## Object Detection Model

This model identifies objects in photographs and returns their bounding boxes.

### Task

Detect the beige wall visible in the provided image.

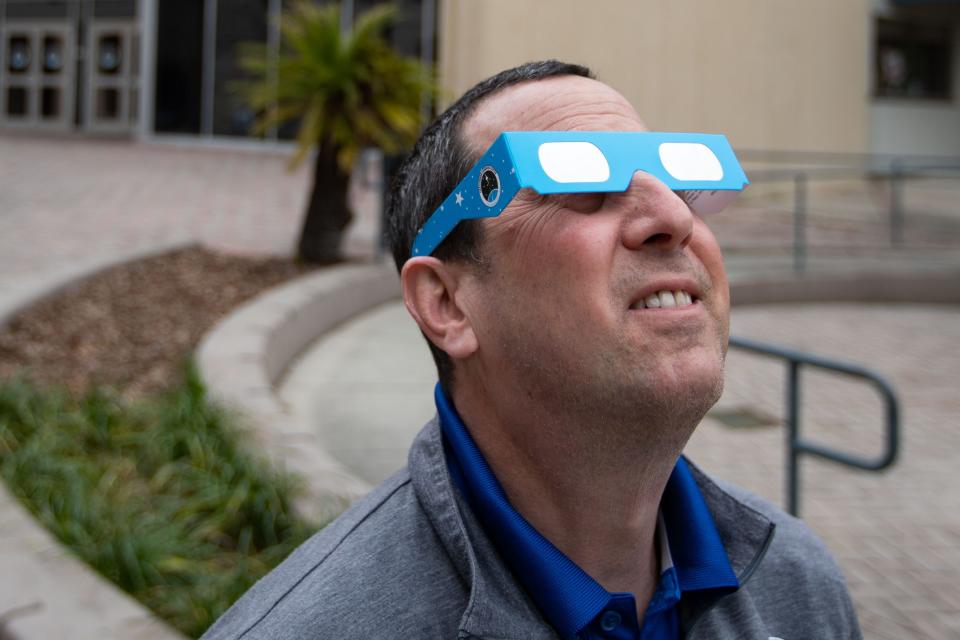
[439,0,869,153]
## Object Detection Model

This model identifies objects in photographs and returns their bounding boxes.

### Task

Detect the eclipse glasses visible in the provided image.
[411,131,749,257]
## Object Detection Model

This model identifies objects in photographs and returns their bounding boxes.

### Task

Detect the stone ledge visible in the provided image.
[196,261,400,524]
[0,243,189,640]
[0,483,182,640]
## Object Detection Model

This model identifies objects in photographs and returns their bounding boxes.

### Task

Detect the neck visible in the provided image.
[452,377,697,611]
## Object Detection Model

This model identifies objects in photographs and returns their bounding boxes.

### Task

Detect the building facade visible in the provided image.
[0,0,435,141]
[0,0,141,134]
[1,0,957,157]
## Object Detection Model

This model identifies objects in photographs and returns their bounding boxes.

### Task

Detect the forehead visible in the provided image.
[461,75,648,155]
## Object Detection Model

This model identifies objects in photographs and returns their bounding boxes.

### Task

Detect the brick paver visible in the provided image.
[689,303,960,640]
[0,135,311,273]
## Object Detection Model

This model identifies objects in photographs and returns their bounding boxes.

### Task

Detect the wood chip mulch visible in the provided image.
[0,246,316,398]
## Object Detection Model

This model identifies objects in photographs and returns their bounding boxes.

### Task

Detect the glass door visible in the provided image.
[83,20,138,133]
[0,22,76,130]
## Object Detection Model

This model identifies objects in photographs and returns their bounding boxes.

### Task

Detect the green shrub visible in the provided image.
[0,365,316,638]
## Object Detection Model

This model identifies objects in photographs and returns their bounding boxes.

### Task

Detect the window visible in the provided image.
[875,18,953,100]
[212,0,268,137]
[155,0,204,133]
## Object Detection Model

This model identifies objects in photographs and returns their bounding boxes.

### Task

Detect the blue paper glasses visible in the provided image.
[411,131,749,257]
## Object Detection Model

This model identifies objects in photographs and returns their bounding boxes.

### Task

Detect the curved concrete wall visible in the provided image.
[196,262,400,524]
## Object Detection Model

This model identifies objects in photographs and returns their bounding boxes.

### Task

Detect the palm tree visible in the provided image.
[237,1,434,263]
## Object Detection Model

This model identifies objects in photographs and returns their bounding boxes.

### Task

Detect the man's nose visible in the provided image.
[619,171,694,252]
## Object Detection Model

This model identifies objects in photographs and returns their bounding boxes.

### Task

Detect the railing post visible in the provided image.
[786,360,801,516]
[890,159,905,247]
[730,335,901,517]
[793,173,807,274]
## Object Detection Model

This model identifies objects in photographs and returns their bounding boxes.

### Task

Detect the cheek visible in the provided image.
[692,223,726,280]
[545,221,620,302]
[690,223,730,318]
[549,214,620,272]
[497,218,608,277]
[486,210,623,324]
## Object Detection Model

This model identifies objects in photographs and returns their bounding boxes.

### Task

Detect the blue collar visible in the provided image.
[435,384,738,638]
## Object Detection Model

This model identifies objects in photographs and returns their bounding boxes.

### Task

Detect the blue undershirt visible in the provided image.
[435,384,739,639]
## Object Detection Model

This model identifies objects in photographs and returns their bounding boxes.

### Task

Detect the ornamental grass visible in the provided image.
[0,364,316,638]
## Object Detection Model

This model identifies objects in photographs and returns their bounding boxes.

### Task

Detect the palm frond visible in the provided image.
[234,0,436,171]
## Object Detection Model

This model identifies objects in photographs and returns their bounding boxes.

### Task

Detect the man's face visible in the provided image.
[457,76,730,433]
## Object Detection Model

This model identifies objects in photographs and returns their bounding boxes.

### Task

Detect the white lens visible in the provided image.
[659,143,724,181]
[538,142,610,183]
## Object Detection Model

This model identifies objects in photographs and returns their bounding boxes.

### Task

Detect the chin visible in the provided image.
[644,353,725,421]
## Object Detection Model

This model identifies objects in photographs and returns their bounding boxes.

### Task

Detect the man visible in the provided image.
[203,61,861,639]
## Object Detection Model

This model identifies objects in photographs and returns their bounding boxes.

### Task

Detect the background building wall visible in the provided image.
[438,0,869,153]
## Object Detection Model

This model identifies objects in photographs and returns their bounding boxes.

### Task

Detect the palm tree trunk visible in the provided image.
[297,145,352,263]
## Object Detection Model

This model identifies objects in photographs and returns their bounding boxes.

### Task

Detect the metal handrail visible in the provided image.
[740,162,960,272]
[738,147,960,168]
[728,335,900,517]
[746,164,960,182]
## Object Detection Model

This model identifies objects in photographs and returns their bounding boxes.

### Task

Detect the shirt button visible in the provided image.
[600,610,621,632]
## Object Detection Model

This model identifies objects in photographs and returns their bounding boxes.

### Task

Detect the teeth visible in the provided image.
[633,290,696,309]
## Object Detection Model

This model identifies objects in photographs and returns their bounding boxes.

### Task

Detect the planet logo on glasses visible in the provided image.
[479,166,501,207]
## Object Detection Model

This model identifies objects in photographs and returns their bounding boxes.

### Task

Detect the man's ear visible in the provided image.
[401,257,479,359]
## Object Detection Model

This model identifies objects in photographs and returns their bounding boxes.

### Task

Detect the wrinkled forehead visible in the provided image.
[461,76,649,158]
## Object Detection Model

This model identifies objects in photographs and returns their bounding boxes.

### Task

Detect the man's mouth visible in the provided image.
[629,289,697,310]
